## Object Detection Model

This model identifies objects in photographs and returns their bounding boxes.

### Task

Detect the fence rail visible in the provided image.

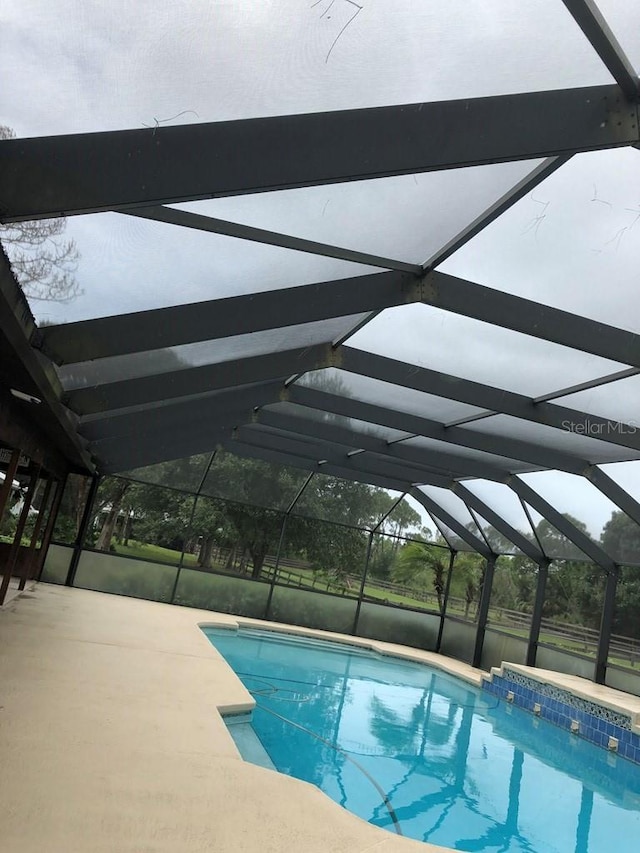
[193,547,640,666]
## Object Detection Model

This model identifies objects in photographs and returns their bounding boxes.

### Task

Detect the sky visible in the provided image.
[2,0,640,548]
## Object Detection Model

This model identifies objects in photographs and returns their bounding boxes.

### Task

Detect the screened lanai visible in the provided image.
[2,1,640,689]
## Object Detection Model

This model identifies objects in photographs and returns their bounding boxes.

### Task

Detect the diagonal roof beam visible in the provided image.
[271,393,640,540]
[39,265,640,368]
[453,483,545,563]
[338,346,640,453]
[421,157,571,270]
[254,408,517,480]
[65,344,332,416]
[124,206,420,274]
[586,467,640,528]
[508,475,616,571]
[225,440,414,495]
[2,85,636,223]
[420,271,640,368]
[38,271,419,364]
[235,424,453,488]
[247,416,538,556]
[79,381,282,442]
[561,1,640,100]
[313,157,572,347]
[93,424,236,473]
[284,386,595,472]
[409,488,492,557]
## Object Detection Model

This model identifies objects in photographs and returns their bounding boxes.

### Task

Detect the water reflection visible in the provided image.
[206,629,640,853]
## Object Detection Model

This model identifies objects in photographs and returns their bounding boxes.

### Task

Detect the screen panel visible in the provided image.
[350,302,625,397]
[441,149,640,332]
[299,368,487,422]
[2,0,612,137]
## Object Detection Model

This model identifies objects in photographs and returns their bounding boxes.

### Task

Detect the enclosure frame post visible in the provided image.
[352,531,375,635]
[65,474,100,587]
[472,555,497,669]
[170,452,217,604]
[0,464,40,604]
[19,474,53,590]
[436,550,457,653]
[527,559,550,667]
[36,474,66,581]
[0,447,21,524]
[264,472,315,620]
[595,567,618,684]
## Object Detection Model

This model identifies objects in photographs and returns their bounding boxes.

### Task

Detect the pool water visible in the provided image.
[204,627,640,852]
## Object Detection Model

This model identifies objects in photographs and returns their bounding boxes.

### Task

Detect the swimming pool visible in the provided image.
[203,627,640,852]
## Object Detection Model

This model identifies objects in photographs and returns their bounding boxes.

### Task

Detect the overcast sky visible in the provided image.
[2,1,640,547]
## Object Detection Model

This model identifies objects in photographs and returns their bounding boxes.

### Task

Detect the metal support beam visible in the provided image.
[264,471,315,618]
[227,439,413,493]
[562,1,640,100]
[472,556,497,668]
[409,488,492,557]
[453,483,546,563]
[235,424,452,488]
[40,263,640,371]
[68,346,332,416]
[169,452,216,604]
[65,475,100,587]
[422,157,571,269]
[94,424,236,474]
[436,550,457,653]
[81,381,283,442]
[36,475,66,582]
[0,464,40,604]
[125,206,420,274]
[20,475,52,590]
[2,85,636,222]
[527,561,550,666]
[338,346,640,454]
[352,532,375,635]
[586,466,640,528]
[39,271,419,364]
[508,476,617,571]
[421,270,640,368]
[595,568,619,684]
[285,386,589,473]
[255,409,509,480]
[0,447,20,524]
[293,158,572,349]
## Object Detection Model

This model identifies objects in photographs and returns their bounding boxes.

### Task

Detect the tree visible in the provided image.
[392,540,449,611]
[0,125,81,303]
[601,511,640,637]
[601,510,640,565]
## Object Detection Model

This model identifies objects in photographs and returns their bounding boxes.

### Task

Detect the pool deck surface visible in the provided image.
[0,584,464,853]
[6,585,640,852]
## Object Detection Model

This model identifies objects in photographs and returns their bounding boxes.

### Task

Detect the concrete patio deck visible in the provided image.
[0,584,456,853]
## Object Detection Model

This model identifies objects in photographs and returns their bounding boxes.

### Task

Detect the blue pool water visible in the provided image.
[204,627,640,852]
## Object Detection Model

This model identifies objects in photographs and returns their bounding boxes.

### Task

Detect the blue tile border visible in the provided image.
[483,667,640,764]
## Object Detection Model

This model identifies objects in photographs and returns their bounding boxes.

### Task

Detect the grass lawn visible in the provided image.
[113,540,198,566]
